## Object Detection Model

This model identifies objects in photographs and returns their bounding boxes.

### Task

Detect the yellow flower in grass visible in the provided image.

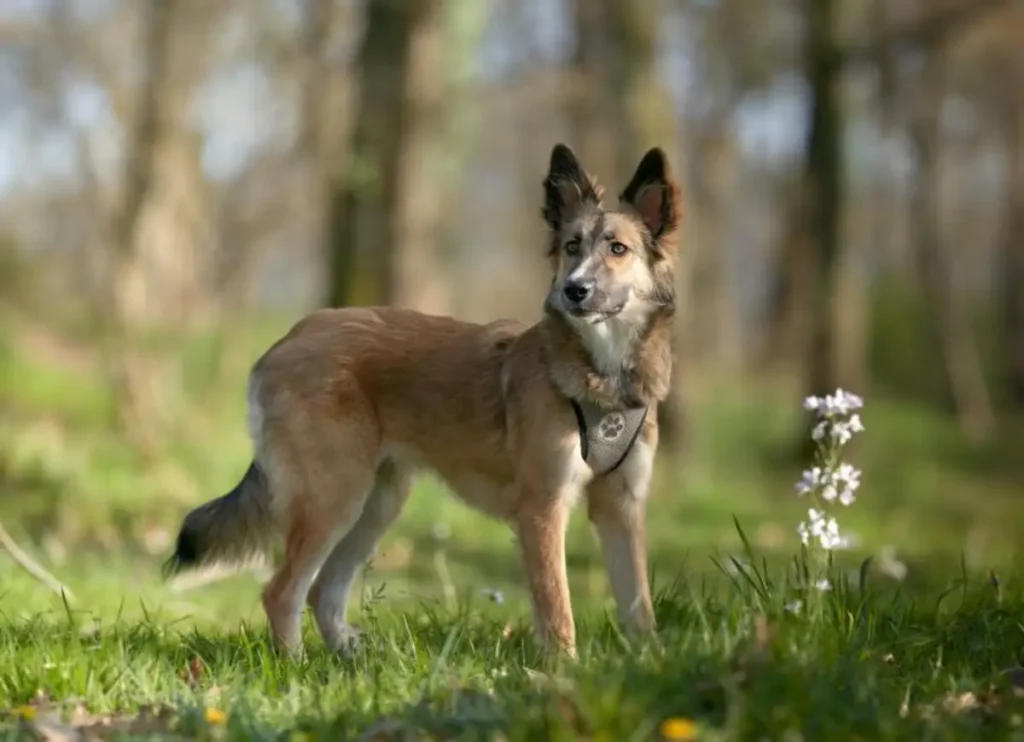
[204,707,228,725]
[660,717,699,741]
[13,706,37,721]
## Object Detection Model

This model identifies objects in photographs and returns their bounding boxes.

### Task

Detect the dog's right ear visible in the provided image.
[542,144,603,231]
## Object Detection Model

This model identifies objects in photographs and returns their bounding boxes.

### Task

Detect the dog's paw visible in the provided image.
[326,623,363,657]
[269,633,305,661]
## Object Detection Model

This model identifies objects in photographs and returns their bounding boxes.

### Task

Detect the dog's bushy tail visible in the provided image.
[163,462,274,577]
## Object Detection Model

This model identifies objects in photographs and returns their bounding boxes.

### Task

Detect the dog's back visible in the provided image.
[256,307,524,446]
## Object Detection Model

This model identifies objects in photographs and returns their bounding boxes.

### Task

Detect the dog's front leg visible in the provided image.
[586,438,657,636]
[515,496,575,654]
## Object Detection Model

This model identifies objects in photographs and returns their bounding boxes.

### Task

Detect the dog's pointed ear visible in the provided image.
[620,147,682,246]
[542,143,603,231]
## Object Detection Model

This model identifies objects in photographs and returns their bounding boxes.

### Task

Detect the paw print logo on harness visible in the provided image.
[597,412,627,442]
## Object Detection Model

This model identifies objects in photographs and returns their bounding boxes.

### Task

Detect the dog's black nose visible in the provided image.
[563,279,595,304]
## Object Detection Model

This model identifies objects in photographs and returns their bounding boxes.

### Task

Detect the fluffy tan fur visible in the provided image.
[166,144,683,656]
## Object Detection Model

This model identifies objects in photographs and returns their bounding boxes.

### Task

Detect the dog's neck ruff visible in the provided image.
[570,398,647,476]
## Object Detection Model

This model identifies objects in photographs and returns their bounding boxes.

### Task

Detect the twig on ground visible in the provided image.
[0,521,76,602]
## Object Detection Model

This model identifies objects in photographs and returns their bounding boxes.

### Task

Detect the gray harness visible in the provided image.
[570,400,648,476]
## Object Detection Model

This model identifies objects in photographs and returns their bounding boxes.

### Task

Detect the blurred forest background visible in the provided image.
[1,0,1024,619]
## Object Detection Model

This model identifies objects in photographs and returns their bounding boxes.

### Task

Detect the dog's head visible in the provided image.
[542,144,681,326]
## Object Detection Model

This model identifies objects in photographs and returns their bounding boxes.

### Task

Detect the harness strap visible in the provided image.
[570,399,648,476]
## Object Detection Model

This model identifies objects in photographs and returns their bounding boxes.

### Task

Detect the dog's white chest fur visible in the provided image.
[573,317,636,374]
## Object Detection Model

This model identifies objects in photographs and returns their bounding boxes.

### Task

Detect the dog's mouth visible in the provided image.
[566,304,625,323]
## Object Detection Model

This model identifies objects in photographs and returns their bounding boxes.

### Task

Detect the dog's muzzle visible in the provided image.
[560,281,625,321]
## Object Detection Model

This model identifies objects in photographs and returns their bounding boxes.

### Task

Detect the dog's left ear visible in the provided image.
[619,148,682,247]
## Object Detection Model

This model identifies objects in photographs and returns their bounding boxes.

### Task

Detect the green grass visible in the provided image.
[3,314,1024,738]
[3,551,1024,740]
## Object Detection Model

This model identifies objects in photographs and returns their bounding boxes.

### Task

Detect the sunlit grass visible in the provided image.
[3,543,1024,739]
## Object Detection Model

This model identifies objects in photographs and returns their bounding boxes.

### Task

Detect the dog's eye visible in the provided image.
[565,239,581,255]
[609,242,629,256]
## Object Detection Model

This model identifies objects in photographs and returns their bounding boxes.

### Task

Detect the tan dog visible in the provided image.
[165,143,681,656]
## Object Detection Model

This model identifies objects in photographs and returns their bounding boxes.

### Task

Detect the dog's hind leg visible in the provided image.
[259,385,380,656]
[306,457,413,653]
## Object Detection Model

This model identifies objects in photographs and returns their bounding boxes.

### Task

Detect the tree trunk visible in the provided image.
[803,0,844,403]
[110,0,175,273]
[686,123,741,371]
[832,196,869,394]
[760,0,845,460]
[1001,94,1024,407]
[907,52,994,442]
[605,0,671,181]
[434,0,489,319]
[391,0,449,314]
[297,0,334,163]
[327,0,438,308]
[766,0,845,448]
[762,175,813,376]
[106,0,177,452]
[569,0,616,185]
[570,0,672,186]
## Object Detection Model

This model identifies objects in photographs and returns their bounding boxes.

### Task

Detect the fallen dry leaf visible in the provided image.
[916,683,1019,723]
[942,692,981,714]
[178,657,203,688]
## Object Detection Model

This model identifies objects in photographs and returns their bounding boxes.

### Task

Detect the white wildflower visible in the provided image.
[796,467,823,496]
[839,390,864,411]
[804,388,864,419]
[826,389,864,416]
[832,424,854,446]
[797,521,811,546]
[817,516,843,550]
[795,392,862,570]
[834,462,861,506]
[827,416,865,446]
[803,395,822,412]
[823,529,849,550]
[835,462,860,485]
[798,507,848,551]
[785,600,803,614]
[814,578,832,592]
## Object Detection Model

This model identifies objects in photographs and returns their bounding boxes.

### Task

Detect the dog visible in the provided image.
[165,143,681,656]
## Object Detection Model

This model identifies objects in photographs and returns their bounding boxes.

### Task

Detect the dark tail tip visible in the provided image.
[161,523,202,580]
